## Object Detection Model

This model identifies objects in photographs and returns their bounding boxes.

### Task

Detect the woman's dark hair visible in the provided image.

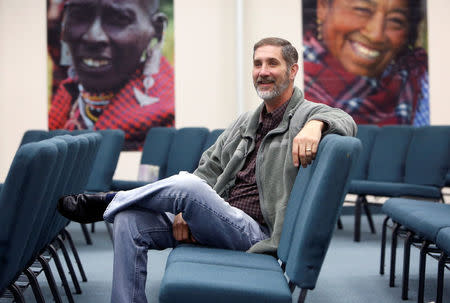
[302,0,425,47]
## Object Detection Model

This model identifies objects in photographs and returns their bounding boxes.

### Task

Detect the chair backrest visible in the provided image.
[279,135,361,289]
[20,129,119,192]
[352,125,379,180]
[19,137,68,269]
[404,126,450,187]
[0,140,58,290]
[367,126,413,182]
[85,130,124,192]
[202,129,225,153]
[37,135,81,252]
[19,130,50,146]
[141,127,177,179]
[164,127,209,178]
[45,133,102,245]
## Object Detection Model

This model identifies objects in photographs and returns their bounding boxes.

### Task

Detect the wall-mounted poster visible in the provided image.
[302,0,429,125]
[47,0,175,150]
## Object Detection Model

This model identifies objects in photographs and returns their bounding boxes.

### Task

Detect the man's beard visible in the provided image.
[254,72,290,101]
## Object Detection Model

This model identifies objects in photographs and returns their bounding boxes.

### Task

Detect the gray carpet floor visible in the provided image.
[21,212,449,303]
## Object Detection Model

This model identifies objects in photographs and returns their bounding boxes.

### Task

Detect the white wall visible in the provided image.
[0,0,449,182]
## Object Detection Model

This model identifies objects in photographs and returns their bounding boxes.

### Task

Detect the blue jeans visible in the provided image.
[104,172,269,303]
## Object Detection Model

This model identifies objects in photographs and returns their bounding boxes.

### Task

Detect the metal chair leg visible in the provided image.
[91,222,96,233]
[354,195,363,242]
[24,268,45,303]
[337,217,343,230]
[298,289,308,303]
[56,236,82,294]
[436,252,446,303]
[80,223,93,245]
[418,241,430,303]
[402,231,413,300]
[37,255,63,303]
[289,281,296,293]
[362,197,376,234]
[63,229,88,282]
[380,216,390,275]
[7,283,25,303]
[47,244,75,303]
[390,222,400,287]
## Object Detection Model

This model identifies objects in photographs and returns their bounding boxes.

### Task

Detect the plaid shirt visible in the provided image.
[48,56,175,150]
[303,31,429,125]
[227,101,289,226]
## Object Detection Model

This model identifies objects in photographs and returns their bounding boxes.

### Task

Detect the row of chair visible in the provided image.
[158,135,362,303]
[0,133,102,303]
[380,197,450,303]
[20,129,125,244]
[111,127,224,191]
[347,125,450,241]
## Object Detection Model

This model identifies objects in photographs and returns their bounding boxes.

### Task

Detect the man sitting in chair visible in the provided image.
[58,37,357,303]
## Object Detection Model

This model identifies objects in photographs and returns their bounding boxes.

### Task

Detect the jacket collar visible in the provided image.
[240,87,304,138]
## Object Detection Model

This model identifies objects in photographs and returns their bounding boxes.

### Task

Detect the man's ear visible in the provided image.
[152,12,168,41]
[290,63,299,80]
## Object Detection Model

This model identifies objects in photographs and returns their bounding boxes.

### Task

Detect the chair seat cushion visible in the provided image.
[383,198,450,241]
[159,262,291,303]
[110,179,151,191]
[348,180,441,198]
[166,245,282,272]
[436,227,450,255]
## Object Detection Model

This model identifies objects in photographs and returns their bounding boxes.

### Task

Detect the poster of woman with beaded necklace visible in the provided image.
[47,0,174,150]
[302,0,429,126]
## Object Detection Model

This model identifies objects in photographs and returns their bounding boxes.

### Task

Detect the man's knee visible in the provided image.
[167,173,209,195]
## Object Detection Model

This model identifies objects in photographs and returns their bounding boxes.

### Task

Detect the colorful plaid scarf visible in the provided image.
[303,31,428,125]
[49,56,175,150]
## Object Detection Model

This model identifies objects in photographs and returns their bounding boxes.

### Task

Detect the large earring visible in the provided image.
[316,18,323,41]
[134,26,167,106]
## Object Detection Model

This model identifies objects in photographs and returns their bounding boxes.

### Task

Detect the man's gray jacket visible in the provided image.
[193,87,357,254]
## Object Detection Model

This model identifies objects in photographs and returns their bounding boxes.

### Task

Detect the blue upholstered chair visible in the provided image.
[0,140,59,301]
[159,135,361,303]
[377,126,450,301]
[0,133,102,303]
[164,127,209,177]
[382,198,450,302]
[112,127,210,190]
[20,129,124,244]
[20,129,124,194]
[111,127,176,190]
[348,125,412,241]
[436,227,450,303]
[349,126,450,242]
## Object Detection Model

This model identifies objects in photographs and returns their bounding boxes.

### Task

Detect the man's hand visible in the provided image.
[172,213,197,243]
[292,120,325,168]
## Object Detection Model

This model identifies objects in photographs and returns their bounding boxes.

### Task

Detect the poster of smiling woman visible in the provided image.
[47,0,175,150]
[302,0,429,126]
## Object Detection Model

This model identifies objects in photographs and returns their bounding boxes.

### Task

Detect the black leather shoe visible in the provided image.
[57,193,110,223]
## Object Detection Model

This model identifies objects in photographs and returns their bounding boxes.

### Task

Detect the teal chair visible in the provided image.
[159,135,361,303]
[348,125,413,241]
[0,140,59,301]
[112,127,210,190]
[379,126,450,301]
